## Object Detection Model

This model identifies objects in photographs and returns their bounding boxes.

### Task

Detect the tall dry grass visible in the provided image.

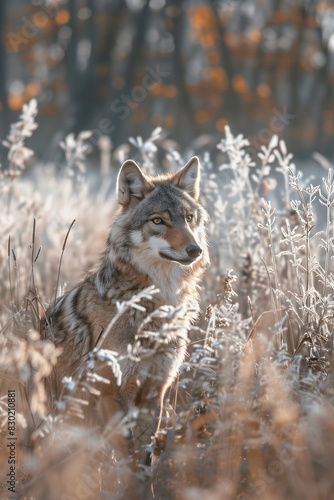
[1,101,334,500]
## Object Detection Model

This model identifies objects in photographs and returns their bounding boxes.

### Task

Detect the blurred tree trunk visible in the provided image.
[0,0,9,137]
[64,0,78,129]
[211,0,240,120]
[74,0,96,130]
[172,7,198,141]
[115,3,150,140]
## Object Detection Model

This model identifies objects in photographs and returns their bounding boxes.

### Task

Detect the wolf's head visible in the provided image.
[114,157,209,269]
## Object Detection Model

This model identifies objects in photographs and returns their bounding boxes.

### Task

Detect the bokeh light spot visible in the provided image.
[55,10,70,25]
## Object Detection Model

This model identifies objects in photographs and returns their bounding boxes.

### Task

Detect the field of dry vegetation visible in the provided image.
[1,100,334,500]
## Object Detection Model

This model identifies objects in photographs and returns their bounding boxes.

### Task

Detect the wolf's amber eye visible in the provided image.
[152,218,163,225]
[186,215,193,222]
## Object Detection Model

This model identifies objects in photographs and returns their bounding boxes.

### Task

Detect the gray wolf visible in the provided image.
[44,156,209,463]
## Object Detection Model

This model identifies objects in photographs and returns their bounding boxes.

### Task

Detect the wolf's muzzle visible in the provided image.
[186,243,202,259]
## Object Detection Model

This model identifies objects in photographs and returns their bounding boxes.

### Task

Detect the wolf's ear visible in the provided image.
[117,160,151,206]
[173,156,200,200]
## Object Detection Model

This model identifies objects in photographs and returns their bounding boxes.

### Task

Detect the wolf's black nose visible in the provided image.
[186,243,202,258]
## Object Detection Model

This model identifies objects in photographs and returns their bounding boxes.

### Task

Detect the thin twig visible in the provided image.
[54,219,76,310]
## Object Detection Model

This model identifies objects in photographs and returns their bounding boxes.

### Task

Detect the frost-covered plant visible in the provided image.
[2,98,38,179]
[214,125,334,371]
[59,130,93,177]
[0,328,61,435]
[128,127,164,174]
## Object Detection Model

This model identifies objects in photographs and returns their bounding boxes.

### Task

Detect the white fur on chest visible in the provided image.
[132,251,186,305]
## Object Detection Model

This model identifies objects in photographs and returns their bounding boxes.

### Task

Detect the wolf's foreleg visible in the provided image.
[131,379,168,465]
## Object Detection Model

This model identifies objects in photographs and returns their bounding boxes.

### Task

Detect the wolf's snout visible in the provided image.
[186,243,202,259]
